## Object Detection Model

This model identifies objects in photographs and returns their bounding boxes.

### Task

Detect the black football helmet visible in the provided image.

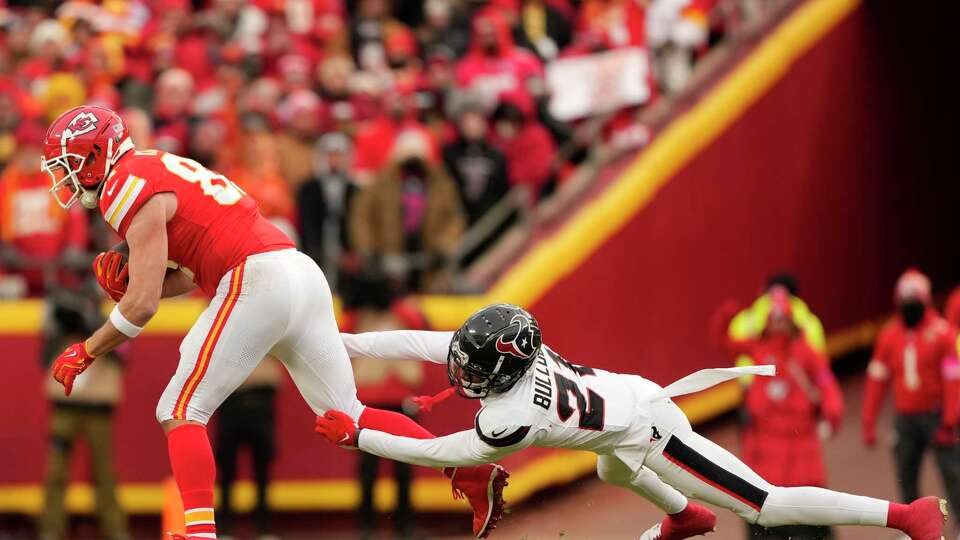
[447,304,542,398]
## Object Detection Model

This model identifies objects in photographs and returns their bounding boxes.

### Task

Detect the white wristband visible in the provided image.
[110,305,144,338]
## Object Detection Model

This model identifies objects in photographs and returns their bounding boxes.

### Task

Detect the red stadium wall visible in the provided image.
[529,3,958,385]
[1,0,955,512]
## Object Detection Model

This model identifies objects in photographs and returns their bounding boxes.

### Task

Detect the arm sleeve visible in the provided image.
[102,174,153,235]
[340,331,454,364]
[358,405,538,468]
[358,428,521,468]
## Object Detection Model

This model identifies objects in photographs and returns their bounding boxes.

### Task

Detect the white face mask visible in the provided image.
[42,151,95,209]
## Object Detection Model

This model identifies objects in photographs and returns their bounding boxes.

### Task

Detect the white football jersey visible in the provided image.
[474,345,662,454]
[341,330,666,468]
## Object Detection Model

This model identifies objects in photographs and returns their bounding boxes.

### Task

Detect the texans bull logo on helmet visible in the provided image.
[494,313,538,359]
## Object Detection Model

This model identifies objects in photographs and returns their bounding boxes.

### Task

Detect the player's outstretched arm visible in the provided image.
[358,427,523,468]
[317,406,537,468]
[341,330,454,364]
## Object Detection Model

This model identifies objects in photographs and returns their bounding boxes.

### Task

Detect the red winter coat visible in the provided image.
[863,309,960,430]
[712,305,844,487]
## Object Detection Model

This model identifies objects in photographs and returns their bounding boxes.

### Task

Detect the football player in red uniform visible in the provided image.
[41,106,508,539]
[863,269,960,530]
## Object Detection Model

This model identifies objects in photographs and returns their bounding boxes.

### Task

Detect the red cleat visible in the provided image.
[639,502,717,540]
[894,497,949,540]
[166,534,211,540]
[450,464,510,538]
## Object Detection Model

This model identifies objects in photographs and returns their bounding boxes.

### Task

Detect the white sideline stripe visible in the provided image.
[186,520,216,525]
[188,534,216,539]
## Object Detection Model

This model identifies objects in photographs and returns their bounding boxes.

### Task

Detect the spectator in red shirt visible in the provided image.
[455,8,544,113]
[490,96,558,204]
[862,269,960,523]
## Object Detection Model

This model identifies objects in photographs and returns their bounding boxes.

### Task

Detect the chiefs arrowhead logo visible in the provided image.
[62,112,99,140]
[494,313,537,359]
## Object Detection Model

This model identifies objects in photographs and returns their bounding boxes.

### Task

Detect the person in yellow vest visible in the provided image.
[728,274,826,375]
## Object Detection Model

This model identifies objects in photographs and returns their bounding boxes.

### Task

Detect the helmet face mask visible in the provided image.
[42,151,93,209]
[446,304,542,399]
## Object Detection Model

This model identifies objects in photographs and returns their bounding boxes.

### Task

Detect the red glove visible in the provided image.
[862,423,877,447]
[93,251,128,302]
[934,424,958,448]
[315,410,360,448]
[51,342,96,396]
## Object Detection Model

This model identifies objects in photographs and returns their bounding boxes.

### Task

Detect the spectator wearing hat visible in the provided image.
[297,133,358,291]
[349,131,465,292]
[863,269,960,530]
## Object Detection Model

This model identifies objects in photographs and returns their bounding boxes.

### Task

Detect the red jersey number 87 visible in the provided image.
[152,151,247,206]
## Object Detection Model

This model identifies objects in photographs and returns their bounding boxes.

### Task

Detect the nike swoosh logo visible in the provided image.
[64,351,77,358]
[491,427,509,437]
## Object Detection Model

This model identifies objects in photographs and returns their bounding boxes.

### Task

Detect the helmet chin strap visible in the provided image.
[80,189,99,209]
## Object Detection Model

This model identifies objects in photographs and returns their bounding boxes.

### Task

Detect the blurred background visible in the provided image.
[0,0,957,538]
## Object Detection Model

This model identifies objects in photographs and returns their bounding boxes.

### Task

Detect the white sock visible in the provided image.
[758,486,889,527]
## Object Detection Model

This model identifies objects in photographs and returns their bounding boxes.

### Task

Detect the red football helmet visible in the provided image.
[41,105,134,209]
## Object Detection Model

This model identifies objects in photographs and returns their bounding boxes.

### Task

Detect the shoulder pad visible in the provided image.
[474,405,533,448]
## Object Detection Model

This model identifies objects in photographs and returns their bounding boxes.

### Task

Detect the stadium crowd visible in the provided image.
[0,0,735,298]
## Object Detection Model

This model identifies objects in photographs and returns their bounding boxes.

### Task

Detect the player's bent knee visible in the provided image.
[596,455,632,487]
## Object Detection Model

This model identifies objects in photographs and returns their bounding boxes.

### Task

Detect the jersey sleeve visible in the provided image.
[101,171,154,235]
[473,404,540,450]
[357,404,539,468]
[340,331,453,364]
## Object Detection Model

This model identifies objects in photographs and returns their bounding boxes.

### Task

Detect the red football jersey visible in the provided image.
[865,310,957,417]
[99,150,294,297]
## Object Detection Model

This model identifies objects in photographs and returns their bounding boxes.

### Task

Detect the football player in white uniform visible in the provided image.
[318,305,949,540]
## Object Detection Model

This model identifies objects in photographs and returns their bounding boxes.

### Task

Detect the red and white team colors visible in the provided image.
[101,150,366,425]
